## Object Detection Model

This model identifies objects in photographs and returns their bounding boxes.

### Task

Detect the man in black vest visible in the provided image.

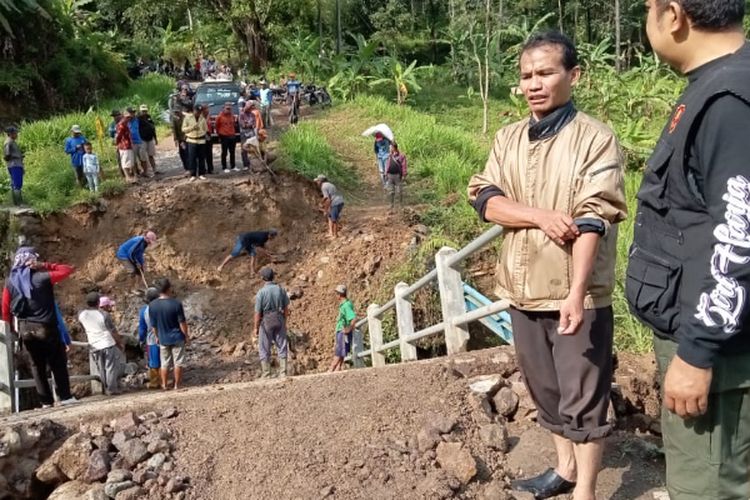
[628,1,750,498]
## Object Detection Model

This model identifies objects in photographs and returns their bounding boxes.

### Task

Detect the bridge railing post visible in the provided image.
[367,304,386,367]
[351,326,365,368]
[435,247,469,354]
[0,322,14,415]
[395,282,417,362]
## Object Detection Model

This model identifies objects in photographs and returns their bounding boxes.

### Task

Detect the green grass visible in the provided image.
[4,74,173,213]
[278,123,359,189]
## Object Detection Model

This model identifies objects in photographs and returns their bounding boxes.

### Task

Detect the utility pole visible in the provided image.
[318,0,323,43]
[336,0,343,54]
[614,0,622,72]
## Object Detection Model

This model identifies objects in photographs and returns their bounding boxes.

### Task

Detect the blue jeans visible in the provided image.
[230,237,257,258]
[7,165,23,190]
[329,203,344,222]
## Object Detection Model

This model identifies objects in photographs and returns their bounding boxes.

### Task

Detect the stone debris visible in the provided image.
[435,442,477,484]
[20,411,190,499]
[468,375,505,397]
[492,387,520,419]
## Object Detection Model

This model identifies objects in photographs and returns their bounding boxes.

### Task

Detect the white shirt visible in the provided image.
[82,153,99,174]
[78,309,116,351]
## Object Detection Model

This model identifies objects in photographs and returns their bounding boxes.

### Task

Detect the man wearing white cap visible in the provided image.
[78,292,124,395]
[328,284,356,372]
[314,175,345,238]
[64,125,88,187]
[116,231,158,290]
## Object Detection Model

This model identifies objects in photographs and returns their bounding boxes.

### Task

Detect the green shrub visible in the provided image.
[2,74,172,213]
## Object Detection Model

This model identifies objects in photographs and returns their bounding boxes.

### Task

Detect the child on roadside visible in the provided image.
[82,142,103,192]
[78,292,124,396]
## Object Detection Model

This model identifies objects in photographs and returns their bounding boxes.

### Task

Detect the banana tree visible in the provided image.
[370,59,424,105]
[0,0,48,35]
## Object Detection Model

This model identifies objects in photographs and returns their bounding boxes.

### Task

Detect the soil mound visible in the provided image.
[29,169,414,387]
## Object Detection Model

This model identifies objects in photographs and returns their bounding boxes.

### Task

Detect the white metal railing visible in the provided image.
[0,322,101,414]
[349,225,507,367]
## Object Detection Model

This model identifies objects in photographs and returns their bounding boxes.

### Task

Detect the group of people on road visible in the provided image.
[170,80,276,181]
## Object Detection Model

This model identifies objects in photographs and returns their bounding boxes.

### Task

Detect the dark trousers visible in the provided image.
[220,136,237,169]
[21,323,72,405]
[178,142,189,170]
[187,142,205,177]
[509,306,614,443]
[202,142,214,173]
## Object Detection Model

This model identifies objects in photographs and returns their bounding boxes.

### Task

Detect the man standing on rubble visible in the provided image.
[468,31,627,500]
[254,267,290,379]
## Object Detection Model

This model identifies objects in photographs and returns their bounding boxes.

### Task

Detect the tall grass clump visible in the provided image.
[2,74,172,212]
[612,172,652,353]
[278,123,359,189]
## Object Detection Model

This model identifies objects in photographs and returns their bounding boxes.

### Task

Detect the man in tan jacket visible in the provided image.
[468,32,627,500]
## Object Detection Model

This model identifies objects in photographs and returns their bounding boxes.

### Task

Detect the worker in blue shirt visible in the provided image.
[64,125,88,188]
[116,231,158,290]
[137,287,161,388]
[54,302,72,351]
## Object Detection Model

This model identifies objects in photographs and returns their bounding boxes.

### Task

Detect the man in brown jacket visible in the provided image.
[468,32,627,500]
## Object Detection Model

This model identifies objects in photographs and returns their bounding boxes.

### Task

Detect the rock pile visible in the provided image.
[0,419,68,498]
[35,408,189,500]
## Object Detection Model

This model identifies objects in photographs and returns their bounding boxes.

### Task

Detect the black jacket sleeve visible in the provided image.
[471,186,506,222]
[678,94,750,368]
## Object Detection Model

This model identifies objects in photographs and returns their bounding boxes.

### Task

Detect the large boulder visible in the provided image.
[83,449,111,483]
[435,442,477,484]
[38,432,93,482]
[110,413,140,433]
[468,375,505,397]
[479,423,510,452]
[104,481,136,498]
[493,387,520,419]
[118,439,149,467]
[48,480,90,500]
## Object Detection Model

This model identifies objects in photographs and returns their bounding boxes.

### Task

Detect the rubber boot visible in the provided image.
[11,190,20,206]
[260,361,271,379]
[278,358,288,379]
[147,368,160,389]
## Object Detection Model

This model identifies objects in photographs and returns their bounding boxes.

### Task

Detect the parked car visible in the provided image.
[193,81,242,142]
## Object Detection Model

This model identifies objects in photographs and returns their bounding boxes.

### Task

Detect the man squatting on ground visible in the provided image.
[468,31,627,500]
[116,231,157,290]
[254,267,290,379]
[628,0,750,498]
[217,229,278,274]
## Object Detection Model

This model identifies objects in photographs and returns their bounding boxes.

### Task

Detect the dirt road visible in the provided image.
[4,348,665,499]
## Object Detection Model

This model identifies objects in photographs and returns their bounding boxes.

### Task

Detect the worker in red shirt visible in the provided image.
[2,247,78,408]
[215,102,238,172]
